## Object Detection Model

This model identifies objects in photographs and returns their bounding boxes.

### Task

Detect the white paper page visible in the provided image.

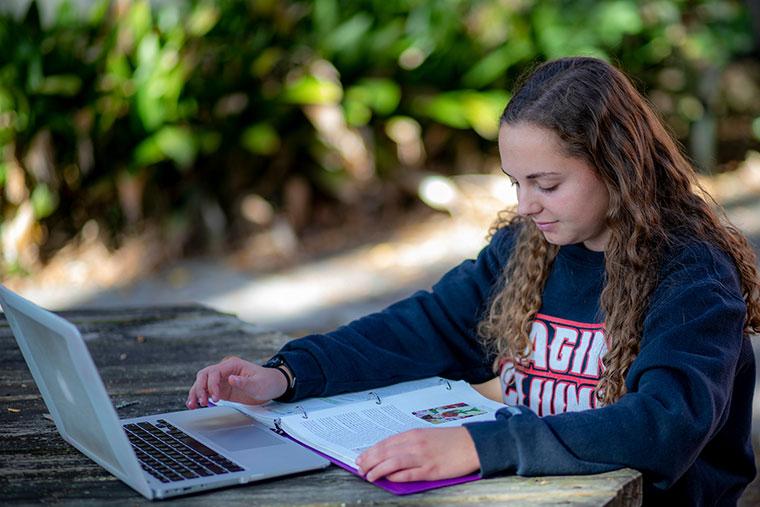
[280,380,506,467]
[216,376,445,428]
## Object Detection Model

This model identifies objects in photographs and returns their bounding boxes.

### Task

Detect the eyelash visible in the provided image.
[509,179,558,193]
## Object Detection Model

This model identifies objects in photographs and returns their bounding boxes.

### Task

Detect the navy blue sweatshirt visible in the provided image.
[277,225,756,504]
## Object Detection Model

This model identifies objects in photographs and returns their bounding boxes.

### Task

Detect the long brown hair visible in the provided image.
[477,57,760,405]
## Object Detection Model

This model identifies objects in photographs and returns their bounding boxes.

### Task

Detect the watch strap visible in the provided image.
[263,356,296,400]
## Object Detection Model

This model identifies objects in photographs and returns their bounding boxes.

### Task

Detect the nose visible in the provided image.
[516,188,541,216]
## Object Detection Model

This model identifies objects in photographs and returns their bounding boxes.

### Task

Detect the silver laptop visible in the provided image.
[0,285,329,500]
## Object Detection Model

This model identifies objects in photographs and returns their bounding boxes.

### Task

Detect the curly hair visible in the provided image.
[477,57,760,405]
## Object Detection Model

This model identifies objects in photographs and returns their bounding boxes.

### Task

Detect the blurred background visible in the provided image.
[1,0,760,501]
[1,0,759,284]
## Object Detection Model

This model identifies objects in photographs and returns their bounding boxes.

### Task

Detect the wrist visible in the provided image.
[263,355,297,401]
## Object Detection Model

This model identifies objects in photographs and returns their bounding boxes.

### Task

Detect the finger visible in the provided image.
[187,369,207,408]
[364,454,417,482]
[385,467,426,482]
[194,368,210,407]
[208,369,222,402]
[186,386,198,409]
[356,433,405,471]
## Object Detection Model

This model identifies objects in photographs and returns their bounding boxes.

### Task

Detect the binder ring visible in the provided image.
[295,405,308,419]
[368,392,382,405]
[439,379,452,390]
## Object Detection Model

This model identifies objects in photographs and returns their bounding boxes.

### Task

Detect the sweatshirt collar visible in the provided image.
[558,243,605,269]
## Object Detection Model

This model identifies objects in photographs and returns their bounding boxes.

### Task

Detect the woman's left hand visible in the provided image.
[355,427,480,482]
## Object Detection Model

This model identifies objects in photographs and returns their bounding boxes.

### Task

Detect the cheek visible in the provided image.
[560,185,608,226]
[556,187,588,217]
[584,186,610,227]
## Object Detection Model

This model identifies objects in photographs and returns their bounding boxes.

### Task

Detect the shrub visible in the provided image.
[0,0,757,271]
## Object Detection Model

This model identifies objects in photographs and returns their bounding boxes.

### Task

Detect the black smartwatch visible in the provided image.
[263,355,296,400]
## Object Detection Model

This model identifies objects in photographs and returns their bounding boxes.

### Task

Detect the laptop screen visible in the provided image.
[0,286,147,493]
[13,310,127,472]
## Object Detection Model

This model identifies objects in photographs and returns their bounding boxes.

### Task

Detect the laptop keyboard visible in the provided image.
[124,419,244,483]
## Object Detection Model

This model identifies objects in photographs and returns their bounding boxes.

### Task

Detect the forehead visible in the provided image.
[498,123,589,177]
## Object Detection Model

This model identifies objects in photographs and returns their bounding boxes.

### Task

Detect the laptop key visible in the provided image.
[141,464,171,483]
[124,421,243,481]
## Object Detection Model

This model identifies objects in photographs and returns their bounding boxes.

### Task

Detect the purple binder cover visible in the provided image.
[284,434,481,495]
[207,400,481,494]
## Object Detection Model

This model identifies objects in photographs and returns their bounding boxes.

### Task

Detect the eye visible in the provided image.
[538,184,558,193]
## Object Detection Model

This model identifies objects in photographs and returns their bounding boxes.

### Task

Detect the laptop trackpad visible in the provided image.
[175,409,284,451]
[202,425,283,452]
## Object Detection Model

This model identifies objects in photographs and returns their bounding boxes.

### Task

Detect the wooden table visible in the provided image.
[1,305,642,505]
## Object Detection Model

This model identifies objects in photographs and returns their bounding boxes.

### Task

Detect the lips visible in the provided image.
[534,221,558,231]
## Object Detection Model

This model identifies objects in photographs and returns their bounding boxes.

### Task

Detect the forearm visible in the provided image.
[277,227,516,399]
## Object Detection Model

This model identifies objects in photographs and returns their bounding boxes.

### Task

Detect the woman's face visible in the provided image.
[498,123,611,251]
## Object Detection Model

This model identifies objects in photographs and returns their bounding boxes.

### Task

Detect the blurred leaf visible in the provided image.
[344,100,372,126]
[283,75,342,105]
[415,90,508,139]
[462,39,534,88]
[415,93,469,130]
[35,75,82,96]
[156,4,182,34]
[462,90,510,139]
[367,18,405,58]
[344,78,401,125]
[155,126,196,169]
[241,123,281,155]
[133,135,164,167]
[251,47,283,77]
[313,0,339,36]
[87,0,111,25]
[198,131,222,154]
[323,12,373,57]
[678,95,704,121]
[136,32,160,69]
[134,126,197,169]
[103,53,132,85]
[0,87,15,144]
[126,0,153,46]
[26,54,44,92]
[31,184,59,219]
[595,1,642,46]
[187,2,220,37]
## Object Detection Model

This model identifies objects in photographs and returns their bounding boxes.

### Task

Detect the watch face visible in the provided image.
[265,356,284,368]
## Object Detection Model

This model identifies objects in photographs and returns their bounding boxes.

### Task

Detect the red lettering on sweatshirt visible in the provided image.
[500,313,606,415]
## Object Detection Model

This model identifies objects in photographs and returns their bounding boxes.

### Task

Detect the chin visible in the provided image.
[540,232,572,246]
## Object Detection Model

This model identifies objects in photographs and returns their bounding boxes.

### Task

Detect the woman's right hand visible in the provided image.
[186,355,288,409]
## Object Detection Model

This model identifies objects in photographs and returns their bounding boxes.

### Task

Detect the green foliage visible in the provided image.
[0,0,757,268]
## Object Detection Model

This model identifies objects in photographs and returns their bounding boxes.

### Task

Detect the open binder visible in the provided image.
[215,377,508,494]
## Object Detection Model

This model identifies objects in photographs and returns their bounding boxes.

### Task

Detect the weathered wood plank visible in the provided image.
[0,306,642,506]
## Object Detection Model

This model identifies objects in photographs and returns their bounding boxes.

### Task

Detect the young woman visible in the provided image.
[187,57,760,503]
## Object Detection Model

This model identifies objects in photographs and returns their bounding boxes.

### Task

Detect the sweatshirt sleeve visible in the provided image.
[464,242,748,489]
[276,226,517,400]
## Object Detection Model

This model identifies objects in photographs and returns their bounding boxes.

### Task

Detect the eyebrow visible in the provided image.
[502,170,561,180]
